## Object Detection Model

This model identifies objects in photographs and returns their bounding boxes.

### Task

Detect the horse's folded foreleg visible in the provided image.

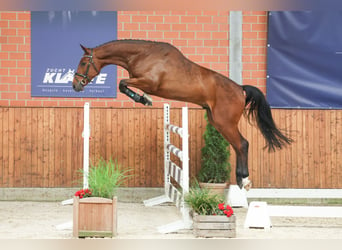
[119,80,152,106]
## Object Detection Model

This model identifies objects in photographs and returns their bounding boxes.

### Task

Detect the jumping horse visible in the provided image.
[72,39,292,190]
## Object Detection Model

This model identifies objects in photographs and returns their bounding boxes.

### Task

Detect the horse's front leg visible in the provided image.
[119,79,152,106]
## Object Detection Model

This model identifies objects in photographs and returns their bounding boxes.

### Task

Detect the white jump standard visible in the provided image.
[144,104,191,233]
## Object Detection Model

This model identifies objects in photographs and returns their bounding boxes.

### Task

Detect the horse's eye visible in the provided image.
[81,62,87,67]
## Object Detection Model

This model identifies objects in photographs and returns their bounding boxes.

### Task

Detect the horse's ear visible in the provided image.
[80,44,90,54]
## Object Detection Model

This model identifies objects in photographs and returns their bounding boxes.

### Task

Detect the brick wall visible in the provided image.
[0,11,267,108]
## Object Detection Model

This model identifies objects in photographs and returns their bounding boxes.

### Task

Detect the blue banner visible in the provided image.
[31,11,117,98]
[266,11,342,109]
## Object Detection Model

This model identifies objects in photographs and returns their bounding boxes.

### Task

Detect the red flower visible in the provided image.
[218,203,225,210]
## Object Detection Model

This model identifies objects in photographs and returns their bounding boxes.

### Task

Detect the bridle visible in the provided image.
[74,49,99,87]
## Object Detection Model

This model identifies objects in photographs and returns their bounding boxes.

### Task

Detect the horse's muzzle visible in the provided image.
[73,82,84,92]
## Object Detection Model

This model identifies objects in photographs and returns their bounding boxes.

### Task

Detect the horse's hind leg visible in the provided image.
[206,108,252,190]
[119,79,152,106]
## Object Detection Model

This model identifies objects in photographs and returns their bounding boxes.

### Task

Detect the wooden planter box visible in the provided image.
[73,196,117,238]
[193,213,236,238]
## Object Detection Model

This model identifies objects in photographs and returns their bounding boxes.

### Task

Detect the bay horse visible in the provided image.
[72,39,292,190]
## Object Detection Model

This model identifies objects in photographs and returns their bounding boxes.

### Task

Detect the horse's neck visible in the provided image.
[94,41,138,70]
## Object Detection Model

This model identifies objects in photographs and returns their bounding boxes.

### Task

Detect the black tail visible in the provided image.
[242,85,293,152]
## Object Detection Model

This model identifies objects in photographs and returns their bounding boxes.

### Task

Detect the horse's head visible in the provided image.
[72,44,100,92]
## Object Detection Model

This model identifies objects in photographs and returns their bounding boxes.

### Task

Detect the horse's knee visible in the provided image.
[119,80,127,92]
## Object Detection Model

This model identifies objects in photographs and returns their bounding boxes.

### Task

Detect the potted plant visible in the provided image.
[197,114,231,194]
[184,185,236,238]
[73,157,132,238]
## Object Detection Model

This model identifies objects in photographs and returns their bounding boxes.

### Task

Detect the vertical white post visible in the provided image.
[181,107,189,194]
[181,106,191,227]
[164,104,170,195]
[83,102,90,189]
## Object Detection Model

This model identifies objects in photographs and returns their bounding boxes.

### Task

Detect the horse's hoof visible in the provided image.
[143,94,152,106]
[242,177,252,191]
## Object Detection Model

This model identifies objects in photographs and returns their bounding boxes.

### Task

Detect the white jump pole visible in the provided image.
[83,102,90,189]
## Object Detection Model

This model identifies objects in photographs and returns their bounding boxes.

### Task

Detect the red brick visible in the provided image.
[9,84,25,91]
[148,16,163,23]
[0,84,9,91]
[0,52,9,60]
[9,52,25,60]
[131,31,147,38]
[188,39,203,46]
[118,31,131,38]
[0,68,8,75]
[18,44,30,52]
[204,24,219,32]
[118,14,131,23]
[58,100,75,107]
[180,32,195,39]
[1,12,17,19]
[219,23,229,32]
[197,16,212,24]
[8,36,24,44]
[244,47,258,55]
[197,47,211,54]
[172,39,187,46]
[180,47,195,54]
[196,32,211,39]
[164,16,180,23]
[172,24,186,31]
[1,60,16,68]
[2,44,17,51]
[26,100,42,107]
[0,20,8,27]
[42,101,59,107]
[2,28,17,36]
[212,32,228,40]
[187,23,203,31]
[148,31,163,39]
[9,20,25,28]
[244,31,258,39]
[219,40,229,47]
[10,68,25,76]
[252,23,266,32]
[252,71,266,78]
[156,23,171,31]
[213,47,228,55]
[17,76,30,83]
[0,100,9,106]
[244,63,258,70]
[10,100,26,106]
[18,28,30,36]
[186,53,201,62]
[203,11,218,16]
[204,55,219,62]
[18,12,30,21]
[242,23,252,31]
[124,22,139,30]
[132,15,147,23]
[243,15,258,23]
[17,92,31,99]
[213,15,228,24]
[186,11,203,16]
[140,23,156,31]
[181,16,196,23]
[154,11,171,15]
[164,32,179,39]
[1,92,16,99]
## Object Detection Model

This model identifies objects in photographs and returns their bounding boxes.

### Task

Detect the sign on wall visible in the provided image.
[266,11,342,109]
[31,11,117,98]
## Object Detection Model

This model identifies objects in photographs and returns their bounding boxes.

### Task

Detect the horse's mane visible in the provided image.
[94,39,166,49]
